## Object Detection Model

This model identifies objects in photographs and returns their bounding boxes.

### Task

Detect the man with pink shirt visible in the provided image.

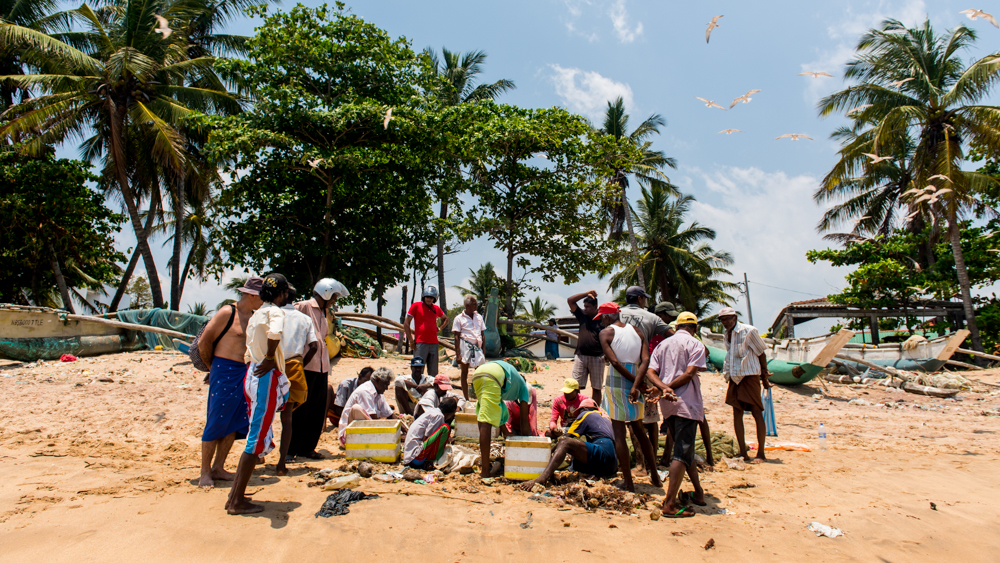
[645,312,708,518]
[547,379,586,437]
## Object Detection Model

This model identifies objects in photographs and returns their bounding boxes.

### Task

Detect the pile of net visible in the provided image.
[339,326,382,359]
[695,430,741,461]
[907,372,971,390]
[116,309,208,350]
[502,356,537,373]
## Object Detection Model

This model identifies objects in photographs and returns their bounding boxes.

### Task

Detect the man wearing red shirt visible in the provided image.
[547,379,586,437]
[404,286,449,376]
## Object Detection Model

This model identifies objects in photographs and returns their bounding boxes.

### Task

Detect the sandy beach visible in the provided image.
[2,350,1000,562]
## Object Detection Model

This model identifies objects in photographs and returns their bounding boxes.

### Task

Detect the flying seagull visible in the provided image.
[799,71,833,78]
[307,158,323,168]
[729,89,761,108]
[928,174,952,183]
[863,153,894,164]
[696,97,726,110]
[706,15,723,43]
[153,15,171,38]
[774,133,813,141]
[959,9,998,27]
[383,107,393,129]
[718,129,743,135]
[891,77,915,89]
[908,286,929,293]
[847,104,873,115]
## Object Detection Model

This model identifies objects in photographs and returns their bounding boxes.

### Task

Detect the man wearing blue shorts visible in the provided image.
[517,398,617,490]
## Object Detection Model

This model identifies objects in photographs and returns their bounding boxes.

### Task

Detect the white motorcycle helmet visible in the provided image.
[314,278,350,301]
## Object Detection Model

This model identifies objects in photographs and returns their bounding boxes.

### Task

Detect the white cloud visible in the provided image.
[549,64,633,121]
[684,166,849,335]
[608,0,643,43]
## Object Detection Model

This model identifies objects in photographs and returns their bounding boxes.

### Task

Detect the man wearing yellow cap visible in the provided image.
[547,378,586,437]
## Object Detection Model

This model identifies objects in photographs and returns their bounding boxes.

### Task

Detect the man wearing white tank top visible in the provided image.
[596,302,663,492]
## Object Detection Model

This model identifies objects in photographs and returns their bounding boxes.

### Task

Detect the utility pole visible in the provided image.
[742,273,754,327]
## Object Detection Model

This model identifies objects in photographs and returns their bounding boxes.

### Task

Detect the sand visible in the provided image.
[2,349,1000,561]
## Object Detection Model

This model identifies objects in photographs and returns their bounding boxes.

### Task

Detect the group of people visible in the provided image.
[196,274,345,515]
[195,273,772,519]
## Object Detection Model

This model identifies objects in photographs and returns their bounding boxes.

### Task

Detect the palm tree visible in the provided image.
[424,47,514,314]
[148,192,222,305]
[594,96,678,288]
[452,262,499,310]
[0,0,68,112]
[187,301,209,316]
[0,0,242,310]
[818,19,1000,352]
[605,185,737,310]
[519,296,557,324]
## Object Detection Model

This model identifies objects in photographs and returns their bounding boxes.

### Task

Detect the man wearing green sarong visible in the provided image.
[472,360,531,477]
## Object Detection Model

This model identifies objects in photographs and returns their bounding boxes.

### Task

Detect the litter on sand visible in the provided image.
[749,442,811,452]
[315,490,380,517]
[807,522,844,538]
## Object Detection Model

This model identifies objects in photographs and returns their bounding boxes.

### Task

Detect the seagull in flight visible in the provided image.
[928,174,952,183]
[696,97,726,110]
[891,77,915,89]
[706,15,723,43]
[307,158,323,168]
[863,153,894,164]
[908,286,930,293]
[847,104,872,115]
[799,71,833,78]
[383,107,393,129]
[153,15,171,38]
[774,133,813,141]
[959,9,998,28]
[729,89,761,108]
[718,129,743,135]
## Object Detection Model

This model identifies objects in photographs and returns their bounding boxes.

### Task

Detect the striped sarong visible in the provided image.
[602,362,644,422]
[413,422,451,464]
[243,363,290,456]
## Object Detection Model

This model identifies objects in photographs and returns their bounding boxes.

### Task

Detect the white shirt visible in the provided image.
[280,304,318,359]
[402,407,446,464]
[723,322,767,385]
[452,310,486,345]
[338,381,394,438]
[244,303,285,368]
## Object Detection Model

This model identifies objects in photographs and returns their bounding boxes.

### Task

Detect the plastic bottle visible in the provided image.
[322,473,360,490]
[818,423,827,451]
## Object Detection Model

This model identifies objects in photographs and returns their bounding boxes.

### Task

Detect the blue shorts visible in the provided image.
[571,436,618,477]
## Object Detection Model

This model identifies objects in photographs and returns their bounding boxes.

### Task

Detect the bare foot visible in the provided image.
[211,469,235,481]
[227,498,265,515]
[750,455,766,464]
[198,474,214,489]
[614,480,635,492]
[275,465,288,477]
[651,473,663,488]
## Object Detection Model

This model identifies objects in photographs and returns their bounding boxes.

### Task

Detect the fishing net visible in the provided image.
[339,326,382,359]
[501,355,536,373]
[116,309,208,350]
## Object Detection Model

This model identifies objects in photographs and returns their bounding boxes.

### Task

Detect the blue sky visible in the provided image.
[106,0,999,335]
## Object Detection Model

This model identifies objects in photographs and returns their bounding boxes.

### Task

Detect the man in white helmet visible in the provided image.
[288,278,348,459]
[404,286,449,376]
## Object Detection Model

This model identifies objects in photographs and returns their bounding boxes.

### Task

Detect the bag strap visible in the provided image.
[211,304,236,348]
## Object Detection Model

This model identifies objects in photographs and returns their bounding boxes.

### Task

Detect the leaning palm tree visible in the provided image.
[424,47,514,314]
[0,0,69,112]
[818,18,1000,353]
[519,296,557,324]
[0,0,241,309]
[595,96,678,288]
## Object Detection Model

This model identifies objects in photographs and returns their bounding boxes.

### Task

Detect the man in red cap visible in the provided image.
[517,398,618,490]
[413,374,457,420]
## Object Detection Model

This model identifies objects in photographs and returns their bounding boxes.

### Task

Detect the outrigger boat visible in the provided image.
[0,304,196,362]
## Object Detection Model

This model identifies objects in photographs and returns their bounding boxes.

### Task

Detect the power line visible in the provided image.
[747,280,825,297]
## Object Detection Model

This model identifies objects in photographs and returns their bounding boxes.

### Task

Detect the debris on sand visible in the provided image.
[558,483,653,514]
[315,490,379,518]
[704,538,715,550]
[402,469,423,481]
[807,521,844,538]
[358,462,374,478]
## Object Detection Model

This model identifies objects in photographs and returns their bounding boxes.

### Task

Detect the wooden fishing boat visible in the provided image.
[703,329,855,386]
[0,304,142,361]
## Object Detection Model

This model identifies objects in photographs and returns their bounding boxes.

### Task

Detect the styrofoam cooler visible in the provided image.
[504,436,552,480]
[454,412,499,439]
[344,419,401,462]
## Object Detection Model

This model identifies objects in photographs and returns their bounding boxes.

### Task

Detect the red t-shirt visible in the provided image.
[408,301,445,344]
[549,393,586,428]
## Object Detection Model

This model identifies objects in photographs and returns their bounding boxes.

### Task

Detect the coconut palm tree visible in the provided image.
[453,262,500,311]
[594,96,678,288]
[605,185,737,310]
[0,0,242,310]
[519,296,557,324]
[818,18,1000,352]
[424,47,514,314]
[0,0,69,112]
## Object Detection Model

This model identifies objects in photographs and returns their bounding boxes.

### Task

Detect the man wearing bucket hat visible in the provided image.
[287,278,348,460]
[718,307,771,465]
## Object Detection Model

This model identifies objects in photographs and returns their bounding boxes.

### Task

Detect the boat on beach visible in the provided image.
[0,304,143,361]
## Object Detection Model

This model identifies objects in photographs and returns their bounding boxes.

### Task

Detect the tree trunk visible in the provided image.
[437,201,449,334]
[376,285,384,346]
[505,245,515,317]
[621,183,645,289]
[169,182,185,311]
[48,242,75,314]
[108,199,159,312]
[948,218,984,353]
[399,285,409,353]
[177,240,196,305]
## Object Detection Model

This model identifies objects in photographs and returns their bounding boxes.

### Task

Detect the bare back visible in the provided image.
[199,302,251,365]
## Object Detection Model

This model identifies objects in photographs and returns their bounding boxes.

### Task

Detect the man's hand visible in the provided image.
[254,358,277,377]
[628,386,642,404]
[761,371,772,389]
[587,290,598,299]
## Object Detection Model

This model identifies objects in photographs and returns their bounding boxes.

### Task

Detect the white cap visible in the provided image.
[718,307,737,318]
[314,278,349,300]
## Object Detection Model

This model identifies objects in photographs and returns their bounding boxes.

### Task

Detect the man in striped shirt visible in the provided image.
[719,307,771,464]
